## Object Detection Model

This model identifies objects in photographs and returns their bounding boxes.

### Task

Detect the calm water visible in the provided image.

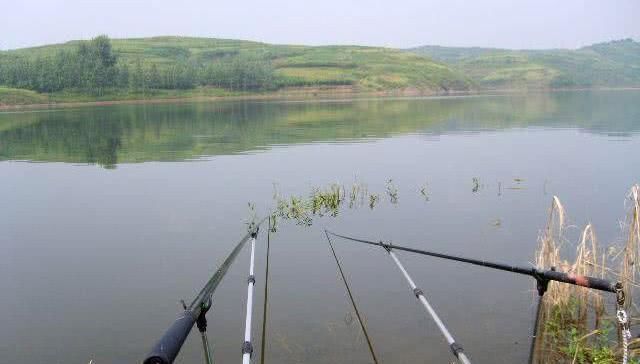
[1,91,639,363]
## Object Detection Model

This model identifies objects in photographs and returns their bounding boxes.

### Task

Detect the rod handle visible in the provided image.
[143,310,198,364]
[543,270,616,293]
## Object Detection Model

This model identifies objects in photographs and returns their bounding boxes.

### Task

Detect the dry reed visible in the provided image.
[533,185,640,363]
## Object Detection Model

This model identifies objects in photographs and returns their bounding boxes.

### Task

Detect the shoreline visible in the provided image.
[1,86,640,111]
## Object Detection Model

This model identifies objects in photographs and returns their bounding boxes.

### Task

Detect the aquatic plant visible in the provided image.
[310,184,344,217]
[269,211,279,233]
[533,186,640,363]
[621,184,640,310]
[277,195,313,226]
[246,202,258,232]
[533,198,610,363]
[386,179,398,204]
[369,194,380,209]
[420,182,430,201]
[269,181,388,227]
[349,182,369,208]
[472,177,480,193]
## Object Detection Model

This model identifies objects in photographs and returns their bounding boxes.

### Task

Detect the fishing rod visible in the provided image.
[259,216,272,364]
[326,230,471,364]
[326,231,618,294]
[143,217,266,364]
[242,228,258,364]
[326,230,625,364]
[387,244,472,364]
[324,231,380,364]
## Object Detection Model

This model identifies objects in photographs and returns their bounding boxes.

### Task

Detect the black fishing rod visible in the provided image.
[143,218,266,364]
[326,231,617,294]
[327,230,624,364]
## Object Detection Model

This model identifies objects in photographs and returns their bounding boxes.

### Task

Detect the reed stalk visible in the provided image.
[534,185,640,363]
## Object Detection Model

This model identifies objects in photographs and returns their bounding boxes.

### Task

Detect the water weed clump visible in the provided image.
[386,179,399,204]
[472,177,481,193]
[269,180,399,227]
[349,181,369,208]
[311,183,344,217]
[246,202,258,232]
[277,195,313,226]
[369,194,380,209]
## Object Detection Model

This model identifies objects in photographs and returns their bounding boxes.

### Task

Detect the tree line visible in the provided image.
[0,36,277,95]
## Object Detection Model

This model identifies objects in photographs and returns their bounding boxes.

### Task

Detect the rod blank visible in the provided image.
[387,249,472,364]
[242,234,257,364]
[326,231,617,293]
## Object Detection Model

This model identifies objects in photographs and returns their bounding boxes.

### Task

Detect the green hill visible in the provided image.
[2,36,639,106]
[0,36,472,105]
[408,39,640,89]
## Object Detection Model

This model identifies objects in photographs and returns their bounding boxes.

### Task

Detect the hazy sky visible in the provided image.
[1,0,638,50]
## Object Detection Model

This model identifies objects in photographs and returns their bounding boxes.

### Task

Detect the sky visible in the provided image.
[1,0,639,50]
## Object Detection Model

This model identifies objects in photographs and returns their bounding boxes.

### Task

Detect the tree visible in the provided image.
[131,59,145,93]
[117,63,130,88]
[146,64,161,89]
[0,36,278,95]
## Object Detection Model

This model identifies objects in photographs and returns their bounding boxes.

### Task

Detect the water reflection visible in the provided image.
[0,90,639,168]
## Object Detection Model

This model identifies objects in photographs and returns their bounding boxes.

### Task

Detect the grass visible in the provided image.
[46,86,244,102]
[275,67,356,86]
[0,87,49,105]
[622,185,640,310]
[532,185,640,363]
[0,85,247,106]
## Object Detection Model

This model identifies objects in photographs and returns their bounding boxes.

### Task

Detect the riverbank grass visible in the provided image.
[0,87,49,105]
[533,186,640,363]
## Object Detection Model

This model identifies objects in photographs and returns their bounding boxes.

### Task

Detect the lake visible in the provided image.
[1,90,639,363]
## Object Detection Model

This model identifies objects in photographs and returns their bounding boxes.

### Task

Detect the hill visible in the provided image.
[408,39,640,89]
[2,36,639,107]
[0,36,472,105]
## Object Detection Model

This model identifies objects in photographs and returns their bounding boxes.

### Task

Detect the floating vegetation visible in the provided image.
[276,195,313,226]
[310,184,343,217]
[472,177,480,193]
[269,211,279,233]
[246,202,258,232]
[386,179,399,204]
[420,182,430,202]
[348,181,369,209]
[271,182,380,228]
[369,194,380,209]
[508,177,526,190]
[266,180,398,227]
